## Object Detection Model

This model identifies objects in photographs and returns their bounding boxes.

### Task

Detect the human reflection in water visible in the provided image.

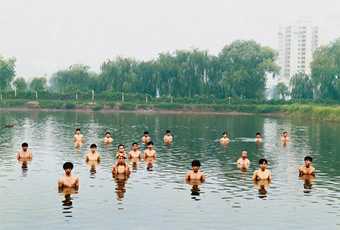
[300,175,315,193]
[186,180,203,200]
[113,173,129,201]
[253,180,271,199]
[59,187,78,218]
[21,161,29,176]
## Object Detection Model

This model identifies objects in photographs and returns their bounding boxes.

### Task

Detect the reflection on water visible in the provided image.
[187,180,203,201]
[300,175,315,194]
[59,188,78,218]
[113,174,129,202]
[0,111,340,229]
[254,180,271,199]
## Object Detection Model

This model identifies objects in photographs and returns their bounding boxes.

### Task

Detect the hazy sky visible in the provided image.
[0,0,339,78]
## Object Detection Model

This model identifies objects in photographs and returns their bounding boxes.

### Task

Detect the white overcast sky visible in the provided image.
[0,0,339,78]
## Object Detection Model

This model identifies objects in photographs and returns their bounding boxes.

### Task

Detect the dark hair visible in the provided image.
[192,160,201,167]
[222,131,228,136]
[90,144,97,148]
[105,131,111,135]
[165,130,171,133]
[132,142,138,146]
[256,132,261,136]
[304,156,313,162]
[63,162,74,170]
[147,141,154,146]
[21,142,28,147]
[144,131,149,135]
[118,144,125,149]
[259,158,268,165]
[75,128,81,132]
[283,131,288,134]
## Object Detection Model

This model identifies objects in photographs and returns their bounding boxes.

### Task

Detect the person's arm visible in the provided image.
[126,166,130,175]
[97,155,101,163]
[29,151,33,160]
[201,173,206,182]
[16,152,20,160]
[112,165,116,174]
[236,159,241,165]
[268,171,272,181]
[185,172,191,181]
[85,154,89,162]
[298,166,304,177]
[252,170,258,181]
[311,167,316,176]
[58,178,63,189]
[75,177,80,190]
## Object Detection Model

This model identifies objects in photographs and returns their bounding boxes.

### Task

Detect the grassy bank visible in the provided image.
[1,99,340,121]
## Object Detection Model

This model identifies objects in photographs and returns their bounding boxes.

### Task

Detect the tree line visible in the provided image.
[1,39,340,101]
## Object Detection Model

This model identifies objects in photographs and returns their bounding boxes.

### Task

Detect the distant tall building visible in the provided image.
[278,20,319,85]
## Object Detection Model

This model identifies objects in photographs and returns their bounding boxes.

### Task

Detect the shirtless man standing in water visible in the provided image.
[16,142,32,161]
[219,132,230,145]
[112,155,130,176]
[128,143,141,160]
[85,144,100,162]
[144,141,157,159]
[104,132,113,144]
[252,159,272,181]
[163,130,173,144]
[236,150,250,170]
[58,162,79,190]
[144,141,156,171]
[281,131,289,143]
[142,131,151,144]
[74,128,84,147]
[185,160,206,182]
[116,144,127,159]
[299,156,315,176]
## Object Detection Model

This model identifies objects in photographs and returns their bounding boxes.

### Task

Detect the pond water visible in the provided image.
[0,111,339,230]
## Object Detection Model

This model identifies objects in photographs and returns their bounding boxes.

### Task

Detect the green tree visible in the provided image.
[218,40,279,99]
[0,56,16,91]
[274,82,289,100]
[30,77,47,92]
[290,73,313,99]
[311,39,340,100]
[13,77,28,92]
[50,64,97,93]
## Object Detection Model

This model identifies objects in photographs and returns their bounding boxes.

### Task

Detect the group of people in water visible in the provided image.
[16,128,316,199]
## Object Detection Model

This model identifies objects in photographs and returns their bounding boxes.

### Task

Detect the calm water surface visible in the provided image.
[0,111,339,230]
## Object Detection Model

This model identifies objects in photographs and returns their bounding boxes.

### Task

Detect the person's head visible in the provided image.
[241,150,248,159]
[191,160,201,172]
[304,156,313,167]
[144,131,149,137]
[63,162,74,175]
[21,142,28,151]
[117,155,126,164]
[165,130,172,136]
[283,131,288,137]
[90,144,97,153]
[118,144,125,153]
[105,132,111,138]
[147,141,154,149]
[222,131,228,137]
[256,132,262,138]
[75,128,81,135]
[259,158,268,170]
[131,142,139,151]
